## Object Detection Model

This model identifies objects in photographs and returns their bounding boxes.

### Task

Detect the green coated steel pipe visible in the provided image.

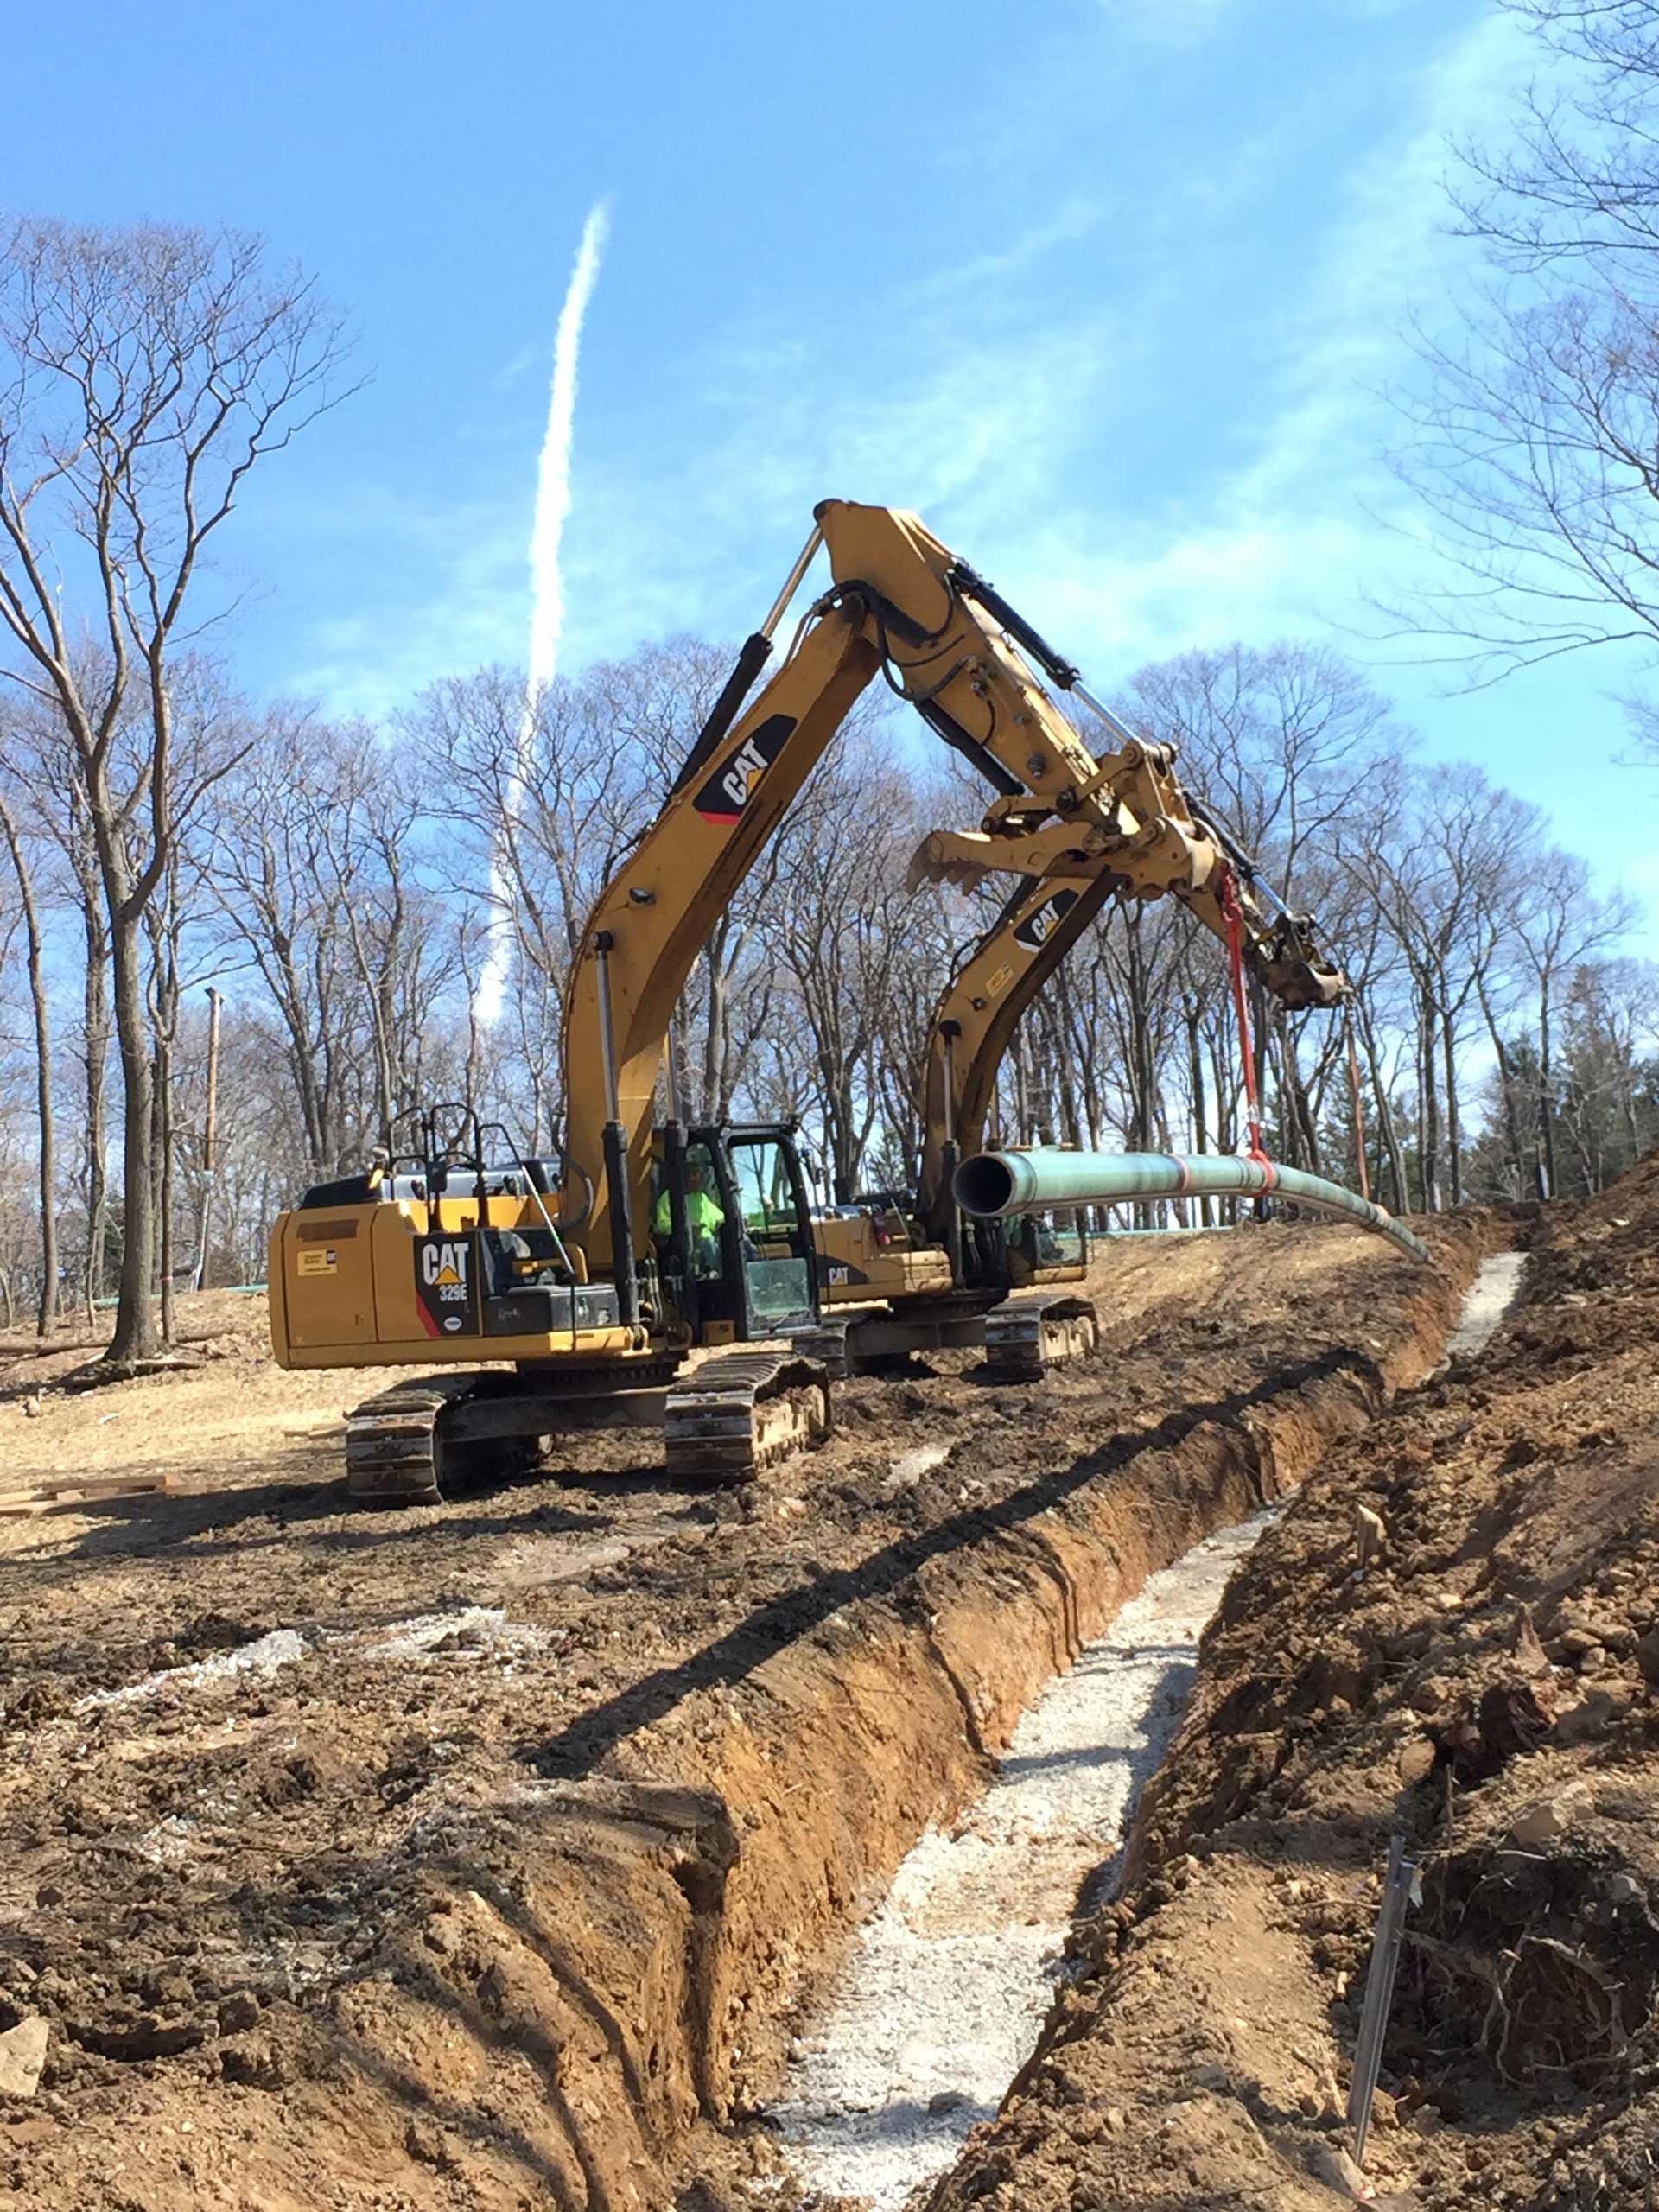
[954,1147,1433,1266]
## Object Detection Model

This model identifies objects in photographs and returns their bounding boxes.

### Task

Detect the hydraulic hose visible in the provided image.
[953,1147,1432,1267]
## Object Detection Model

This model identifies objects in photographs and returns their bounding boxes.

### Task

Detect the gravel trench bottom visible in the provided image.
[769,1252,1525,2209]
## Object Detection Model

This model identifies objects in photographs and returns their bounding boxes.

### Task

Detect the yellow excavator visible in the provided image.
[805,798,1342,1378]
[802,862,1111,1381]
[268,500,1341,1503]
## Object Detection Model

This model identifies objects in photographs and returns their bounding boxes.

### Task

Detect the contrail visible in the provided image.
[476,198,611,1027]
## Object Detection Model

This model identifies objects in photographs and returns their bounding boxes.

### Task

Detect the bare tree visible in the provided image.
[1382,0,1659,734]
[0,219,350,1367]
[1511,847,1634,1193]
[0,785,55,1332]
[764,740,919,1198]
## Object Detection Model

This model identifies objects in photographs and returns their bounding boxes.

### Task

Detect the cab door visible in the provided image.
[727,1133,816,1330]
[688,1126,818,1341]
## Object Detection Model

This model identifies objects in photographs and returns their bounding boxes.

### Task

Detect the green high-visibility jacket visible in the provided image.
[653,1186,725,1238]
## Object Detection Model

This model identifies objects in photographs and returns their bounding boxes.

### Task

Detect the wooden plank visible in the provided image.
[0,1470,175,1513]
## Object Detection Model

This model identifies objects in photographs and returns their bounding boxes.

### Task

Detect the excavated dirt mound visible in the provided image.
[0,1222,1478,2209]
[927,1162,1659,2212]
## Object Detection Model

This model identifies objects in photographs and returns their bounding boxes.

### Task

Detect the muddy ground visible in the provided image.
[930,1159,1659,2212]
[0,1218,1478,2209]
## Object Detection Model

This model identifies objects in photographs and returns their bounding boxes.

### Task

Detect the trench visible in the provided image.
[3,1224,1496,2212]
[764,1249,1524,2212]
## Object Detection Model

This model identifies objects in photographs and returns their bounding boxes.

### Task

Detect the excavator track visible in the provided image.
[663,1350,834,1484]
[790,1320,852,1379]
[344,1373,484,1505]
[345,1363,683,1506]
[982,1290,1099,1382]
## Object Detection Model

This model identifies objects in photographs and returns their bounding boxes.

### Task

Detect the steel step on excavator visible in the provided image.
[267,500,1343,1503]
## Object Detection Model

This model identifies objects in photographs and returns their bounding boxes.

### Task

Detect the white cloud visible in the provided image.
[994,9,1537,676]
[281,483,531,714]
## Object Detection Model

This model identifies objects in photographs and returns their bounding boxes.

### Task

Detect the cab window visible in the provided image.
[728,1136,811,1325]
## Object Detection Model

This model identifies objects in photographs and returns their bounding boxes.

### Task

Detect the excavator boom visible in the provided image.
[560,499,1343,1279]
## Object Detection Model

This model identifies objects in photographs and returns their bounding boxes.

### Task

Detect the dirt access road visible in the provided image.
[0,1217,1479,2209]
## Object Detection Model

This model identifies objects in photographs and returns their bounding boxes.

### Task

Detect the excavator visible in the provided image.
[804,795,1344,1378]
[267,500,1343,1503]
[803,850,1133,1381]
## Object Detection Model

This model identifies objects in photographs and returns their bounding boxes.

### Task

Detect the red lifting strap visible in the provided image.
[1217,866,1274,1174]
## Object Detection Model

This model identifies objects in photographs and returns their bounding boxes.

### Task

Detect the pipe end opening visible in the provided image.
[954,1154,1017,1218]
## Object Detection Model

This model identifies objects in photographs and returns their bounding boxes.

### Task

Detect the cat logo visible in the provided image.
[421,1243,469,1291]
[415,1234,480,1338]
[693,713,798,825]
[1013,887,1078,952]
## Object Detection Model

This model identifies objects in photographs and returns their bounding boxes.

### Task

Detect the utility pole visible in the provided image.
[194,989,223,1293]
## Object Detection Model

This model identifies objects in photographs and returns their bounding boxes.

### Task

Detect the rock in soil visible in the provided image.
[0,2015,48,2098]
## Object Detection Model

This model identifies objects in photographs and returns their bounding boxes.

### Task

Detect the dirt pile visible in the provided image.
[927,1163,1659,2212]
[0,1222,1476,2209]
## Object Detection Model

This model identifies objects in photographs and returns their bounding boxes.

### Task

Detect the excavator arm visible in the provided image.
[911,859,1118,1240]
[562,593,880,1272]
[815,499,1340,1012]
[560,500,1344,1276]
[905,810,1343,1243]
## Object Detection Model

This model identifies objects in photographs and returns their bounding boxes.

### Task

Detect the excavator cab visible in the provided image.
[650,1121,818,1344]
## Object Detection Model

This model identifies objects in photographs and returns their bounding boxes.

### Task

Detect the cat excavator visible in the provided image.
[806,789,1343,1378]
[804,851,1127,1381]
[268,500,1342,1503]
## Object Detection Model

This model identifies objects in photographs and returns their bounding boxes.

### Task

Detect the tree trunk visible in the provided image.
[1439,976,1463,1207]
[80,882,111,1319]
[1274,1010,1321,1172]
[157,1028,176,1344]
[1477,978,1527,1195]
[1052,976,1087,1154]
[106,911,160,1365]
[0,801,58,1335]
[1184,998,1214,1226]
[1416,983,1442,1211]
[702,953,727,1122]
[1123,915,1155,1226]
[1012,1029,1032,1147]
[1357,1003,1408,1215]
[1537,981,1557,1201]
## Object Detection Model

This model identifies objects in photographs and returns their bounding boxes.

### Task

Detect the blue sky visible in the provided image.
[10,0,1656,937]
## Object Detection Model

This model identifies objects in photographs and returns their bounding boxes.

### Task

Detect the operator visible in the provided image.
[654,1161,727,1275]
